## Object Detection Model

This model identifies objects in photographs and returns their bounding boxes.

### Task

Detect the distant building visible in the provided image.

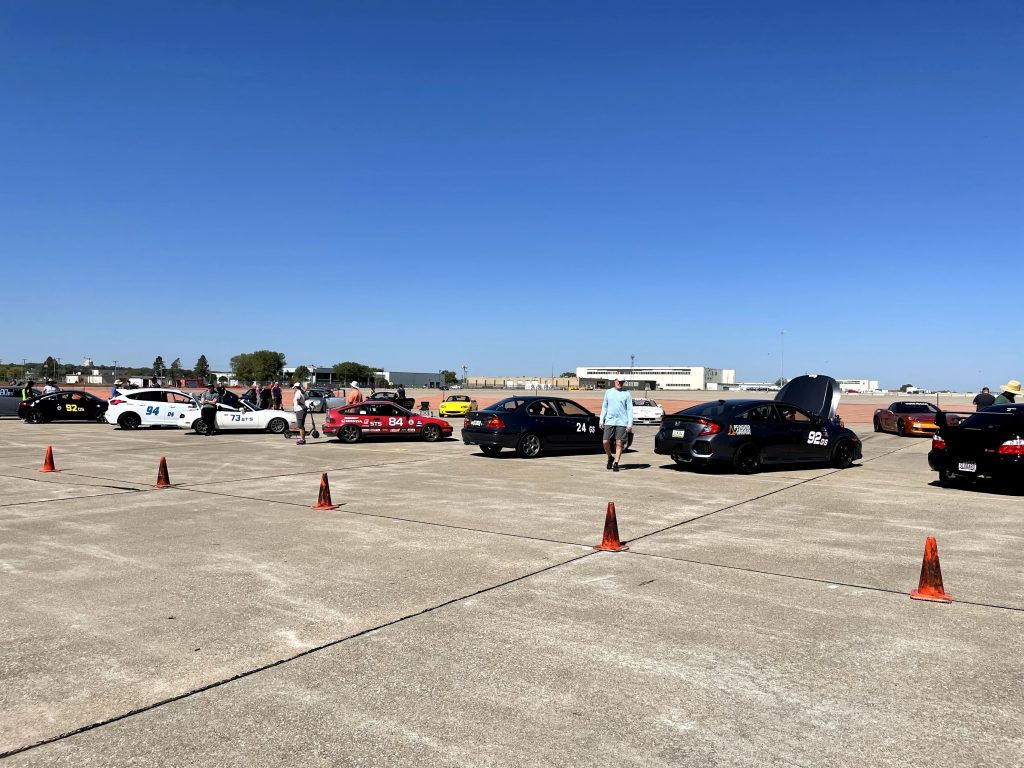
[576,366,736,391]
[382,371,446,388]
[836,379,881,393]
[467,376,578,389]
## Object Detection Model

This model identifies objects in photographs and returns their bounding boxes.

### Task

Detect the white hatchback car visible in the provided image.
[106,388,199,429]
[632,398,665,425]
[179,400,297,435]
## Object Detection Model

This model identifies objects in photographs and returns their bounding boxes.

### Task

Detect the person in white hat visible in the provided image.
[994,379,1022,405]
[347,380,364,405]
[292,382,307,444]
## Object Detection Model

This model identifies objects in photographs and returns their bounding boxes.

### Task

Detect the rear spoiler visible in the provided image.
[934,409,978,427]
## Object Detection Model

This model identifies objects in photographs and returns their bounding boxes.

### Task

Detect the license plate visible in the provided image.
[671,429,687,438]
[470,420,482,426]
[957,462,977,473]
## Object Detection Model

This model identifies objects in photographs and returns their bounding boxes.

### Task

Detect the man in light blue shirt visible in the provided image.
[599,377,633,472]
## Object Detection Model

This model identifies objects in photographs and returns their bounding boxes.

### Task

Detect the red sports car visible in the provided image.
[873,401,941,436]
[324,400,453,444]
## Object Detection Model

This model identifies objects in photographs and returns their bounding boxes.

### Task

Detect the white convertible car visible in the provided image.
[632,398,665,425]
[180,401,297,435]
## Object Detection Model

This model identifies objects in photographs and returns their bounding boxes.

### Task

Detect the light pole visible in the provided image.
[113,360,118,384]
[462,364,468,386]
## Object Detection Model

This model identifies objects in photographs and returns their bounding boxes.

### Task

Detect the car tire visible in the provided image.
[267,418,288,434]
[733,443,760,474]
[25,411,43,424]
[831,439,855,469]
[421,424,442,442]
[192,419,208,435]
[516,432,542,458]
[339,425,361,444]
[96,413,108,424]
[896,419,906,437]
[873,417,882,432]
[118,412,142,430]
[480,445,502,456]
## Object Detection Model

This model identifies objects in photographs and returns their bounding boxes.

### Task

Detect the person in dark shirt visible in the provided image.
[994,380,1022,406]
[972,387,996,410]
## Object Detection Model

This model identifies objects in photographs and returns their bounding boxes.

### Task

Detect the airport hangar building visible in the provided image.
[576,366,736,391]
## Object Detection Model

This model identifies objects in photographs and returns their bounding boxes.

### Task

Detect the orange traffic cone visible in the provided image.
[155,457,172,488]
[593,501,628,551]
[910,536,953,603]
[39,445,58,473]
[310,473,339,510]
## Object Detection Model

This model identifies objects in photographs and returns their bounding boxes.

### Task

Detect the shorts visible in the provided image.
[293,409,306,426]
[603,425,628,442]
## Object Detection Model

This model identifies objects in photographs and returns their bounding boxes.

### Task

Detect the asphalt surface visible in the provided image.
[0,416,1021,767]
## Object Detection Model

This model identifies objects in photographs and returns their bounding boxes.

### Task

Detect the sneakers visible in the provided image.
[296,439,306,445]
[606,456,614,470]
[613,463,620,472]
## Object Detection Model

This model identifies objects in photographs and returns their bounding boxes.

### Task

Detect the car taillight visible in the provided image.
[485,416,505,429]
[997,438,1024,456]
[932,435,946,450]
[110,399,126,405]
[696,418,720,435]
[463,417,469,428]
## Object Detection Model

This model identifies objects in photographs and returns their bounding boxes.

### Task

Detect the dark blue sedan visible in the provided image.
[461,396,633,458]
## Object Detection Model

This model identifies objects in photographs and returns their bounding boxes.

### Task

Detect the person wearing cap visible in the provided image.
[347,380,364,405]
[292,382,308,444]
[599,377,633,472]
[42,380,60,395]
[994,379,1022,405]
[198,383,220,436]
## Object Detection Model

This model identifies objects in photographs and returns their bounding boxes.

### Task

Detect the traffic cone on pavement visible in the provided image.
[311,473,339,510]
[910,536,953,603]
[593,501,628,551]
[39,445,58,473]
[155,457,172,488]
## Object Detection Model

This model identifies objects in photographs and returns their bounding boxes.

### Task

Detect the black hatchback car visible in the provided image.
[928,404,1024,489]
[18,390,108,424]
[462,396,633,458]
[654,375,862,473]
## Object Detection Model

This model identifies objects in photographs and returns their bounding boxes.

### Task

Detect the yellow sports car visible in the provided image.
[438,394,477,417]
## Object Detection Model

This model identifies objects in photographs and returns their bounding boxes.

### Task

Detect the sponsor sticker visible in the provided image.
[728,424,751,436]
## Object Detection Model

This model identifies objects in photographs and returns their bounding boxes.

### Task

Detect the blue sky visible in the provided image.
[2,1,1020,389]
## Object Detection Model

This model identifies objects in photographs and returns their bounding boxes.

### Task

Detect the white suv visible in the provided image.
[106,388,198,429]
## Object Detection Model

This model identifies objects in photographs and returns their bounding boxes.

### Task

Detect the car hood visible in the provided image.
[776,375,841,422]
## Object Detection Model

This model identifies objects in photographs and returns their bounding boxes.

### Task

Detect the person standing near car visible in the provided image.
[21,381,36,401]
[272,382,282,410]
[198,383,220,436]
[994,379,1022,405]
[42,380,60,395]
[599,377,633,472]
[973,387,996,411]
[292,382,308,445]
[347,381,364,405]
[259,383,272,410]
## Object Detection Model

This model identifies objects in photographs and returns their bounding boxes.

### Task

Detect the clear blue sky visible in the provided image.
[2,1,1021,389]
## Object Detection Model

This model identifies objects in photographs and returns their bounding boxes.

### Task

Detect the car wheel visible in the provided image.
[831,439,855,469]
[96,413,108,424]
[896,419,906,437]
[421,423,442,442]
[733,443,760,474]
[25,411,43,424]
[193,419,208,435]
[480,445,502,456]
[516,432,542,458]
[339,425,361,444]
[267,417,288,434]
[118,412,142,430]
[873,417,882,432]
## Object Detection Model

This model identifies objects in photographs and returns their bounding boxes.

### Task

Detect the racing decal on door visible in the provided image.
[807,431,829,446]
[728,425,751,435]
[575,423,596,433]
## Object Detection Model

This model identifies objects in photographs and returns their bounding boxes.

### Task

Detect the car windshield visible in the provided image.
[895,403,938,414]
[633,399,658,407]
[485,398,525,412]
[675,401,737,419]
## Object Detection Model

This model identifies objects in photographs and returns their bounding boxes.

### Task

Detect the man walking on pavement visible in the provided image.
[293,382,308,444]
[599,376,633,472]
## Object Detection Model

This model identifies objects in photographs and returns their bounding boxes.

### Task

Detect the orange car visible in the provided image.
[873,401,941,436]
